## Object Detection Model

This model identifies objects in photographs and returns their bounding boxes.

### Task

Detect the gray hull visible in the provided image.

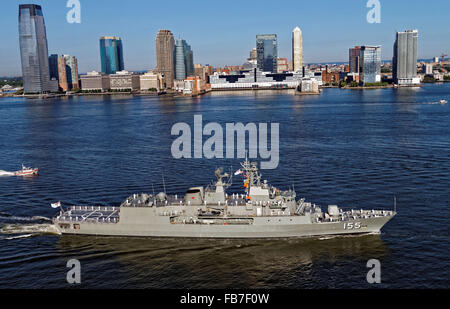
[55,208,395,239]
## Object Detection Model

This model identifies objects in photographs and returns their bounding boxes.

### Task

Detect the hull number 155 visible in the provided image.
[344,222,361,230]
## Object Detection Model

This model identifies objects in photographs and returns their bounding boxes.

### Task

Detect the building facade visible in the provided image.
[175,38,194,80]
[292,27,303,72]
[359,46,381,84]
[100,36,124,74]
[277,58,289,73]
[109,70,140,91]
[256,34,278,73]
[155,30,175,88]
[349,46,361,73]
[49,54,79,91]
[140,71,162,91]
[80,71,110,92]
[18,4,51,93]
[209,69,302,89]
[393,30,420,85]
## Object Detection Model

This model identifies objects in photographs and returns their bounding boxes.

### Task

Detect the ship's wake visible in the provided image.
[0,213,60,239]
[0,170,15,177]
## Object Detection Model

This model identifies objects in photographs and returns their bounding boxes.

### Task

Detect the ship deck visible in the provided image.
[57,206,120,223]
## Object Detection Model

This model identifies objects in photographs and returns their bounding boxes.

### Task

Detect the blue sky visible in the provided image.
[1,0,449,76]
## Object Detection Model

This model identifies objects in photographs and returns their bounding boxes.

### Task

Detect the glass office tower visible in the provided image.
[99,36,124,74]
[175,38,194,80]
[18,4,51,93]
[256,34,278,73]
[359,46,381,84]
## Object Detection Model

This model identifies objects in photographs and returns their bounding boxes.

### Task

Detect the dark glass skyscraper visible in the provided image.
[18,4,51,93]
[100,36,124,74]
[175,38,194,80]
[256,34,278,73]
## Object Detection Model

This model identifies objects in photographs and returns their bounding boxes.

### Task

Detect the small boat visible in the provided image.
[14,164,39,177]
[440,99,448,105]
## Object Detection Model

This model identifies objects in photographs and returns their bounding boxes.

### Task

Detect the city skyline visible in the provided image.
[2,0,450,76]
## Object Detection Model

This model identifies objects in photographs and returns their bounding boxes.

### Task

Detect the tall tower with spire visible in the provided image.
[292,27,303,72]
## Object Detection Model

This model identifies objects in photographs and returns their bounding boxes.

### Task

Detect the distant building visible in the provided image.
[393,30,420,85]
[209,69,302,89]
[80,71,110,91]
[359,46,381,84]
[100,36,124,74]
[49,54,79,91]
[256,34,278,73]
[433,56,440,63]
[155,30,175,88]
[249,48,257,61]
[292,27,303,72]
[19,4,52,93]
[182,76,207,95]
[109,70,140,91]
[349,46,361,73]
[140,71,163,91]
[423,63,433,75]
[299,78,319,93]
[175,38,194,80]
[277,58,289,73]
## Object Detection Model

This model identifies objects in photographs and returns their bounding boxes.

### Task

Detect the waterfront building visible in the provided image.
[256,34,278,73]
[18,4,52,93]
[109,70,140,91]
[292,27,303,72]
[299,78,319,93]
[155,30,175,88]
[277,58,289,73]
[359,46,381,84]
[209,68,303,89]
[49,54,67,92]
[181,76,207,95]
[175,38,194,80]
[349,46,361,73]
[393,30,420,85]
[49,54,79,91]
[100,36,124,74]
[423,63,433,75]
[80,71,110,92]
[140,71,163,91]
[63,55,79,89]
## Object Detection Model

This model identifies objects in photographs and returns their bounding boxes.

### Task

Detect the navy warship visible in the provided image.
[53,158,396,238]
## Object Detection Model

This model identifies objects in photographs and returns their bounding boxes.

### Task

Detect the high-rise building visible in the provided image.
[100,36,124,74]
[175,38,195,80]
[49,54,79,91]
[18,4,51,93]
[249,48,257,61]
[359,46,381,84]
[256,34,278,73]
[393,30,420,85]
[155,30,175,88]
[292,27,303,72]
[349,46,362,73]
[63,55,79,89]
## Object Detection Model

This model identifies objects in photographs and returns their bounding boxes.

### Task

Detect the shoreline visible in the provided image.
[1,81,447,99]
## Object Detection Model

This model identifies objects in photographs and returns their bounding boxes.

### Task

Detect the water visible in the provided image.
[0,84,449,288]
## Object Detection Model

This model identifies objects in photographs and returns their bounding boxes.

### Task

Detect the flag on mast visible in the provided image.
[51,201,61,208]
[234,169,243,176]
